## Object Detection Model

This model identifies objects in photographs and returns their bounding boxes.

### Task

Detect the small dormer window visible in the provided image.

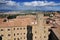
[3,19,7,22]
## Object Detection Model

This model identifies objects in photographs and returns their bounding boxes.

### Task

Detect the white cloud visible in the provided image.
[6,1,16,6]
[0,0,21,10]
[0,0,60,11]
[23,1,60,6]
[6,1,20,7]
[0,0,20,7]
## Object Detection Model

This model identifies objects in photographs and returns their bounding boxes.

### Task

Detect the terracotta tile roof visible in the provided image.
[0,15,37,27]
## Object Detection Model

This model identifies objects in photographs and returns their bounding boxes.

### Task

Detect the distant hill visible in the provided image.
[0,10,16,13]
[0,9,60,13]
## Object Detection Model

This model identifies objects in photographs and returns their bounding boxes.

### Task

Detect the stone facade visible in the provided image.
[0,13,50,40]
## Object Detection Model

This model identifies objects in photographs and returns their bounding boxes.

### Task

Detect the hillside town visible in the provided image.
[0,12,60,40]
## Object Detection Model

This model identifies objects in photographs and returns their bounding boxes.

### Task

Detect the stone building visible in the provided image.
[0,13,50,40]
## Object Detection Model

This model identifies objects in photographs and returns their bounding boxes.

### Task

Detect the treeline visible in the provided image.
[57,11,60,13]
[0,13,36,19]
[0,14,20,19]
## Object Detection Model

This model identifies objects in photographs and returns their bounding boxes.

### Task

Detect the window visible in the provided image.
[17,38,19,40]
[24,37,25,39]
[44,27,46,29]
[3,19,7,22]
[31,22,34,24]
[8,29,10,31]
[17,33,19,35]
[44,31,46,33]
[34,18,36,20]
[23,28,25,30]
[40,36,41,38]
[20,28,22,30]
[24,33,25,35]
[8,34,10,36]
[44,36,46,38]
[35,36,37,39]
[20,37,22,39]
[17,28,19,30]
[1,34,4,37]
[1,29,3,31]
[14,28,15,30]
[35,31,37,33]
[14,38,16,40]
[14,33,15,36]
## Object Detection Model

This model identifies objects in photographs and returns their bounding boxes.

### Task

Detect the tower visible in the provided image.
[32,12,50,40]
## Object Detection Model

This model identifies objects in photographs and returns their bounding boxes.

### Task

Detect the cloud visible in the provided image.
[0,0,21,7]
[0,0,21,10]
[23,1,60,6]
[0,0,60,11]
[5,1,20,7]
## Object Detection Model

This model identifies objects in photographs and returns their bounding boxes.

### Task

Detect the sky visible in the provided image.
[0,0,60,11]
